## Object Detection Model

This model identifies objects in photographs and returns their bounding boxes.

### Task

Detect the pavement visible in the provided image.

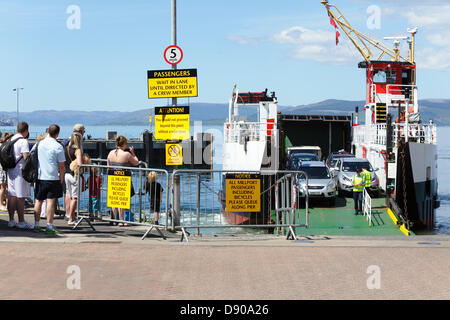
[1,212,450,300]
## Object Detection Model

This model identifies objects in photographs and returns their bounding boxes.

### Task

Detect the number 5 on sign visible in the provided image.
[164,45,183,65]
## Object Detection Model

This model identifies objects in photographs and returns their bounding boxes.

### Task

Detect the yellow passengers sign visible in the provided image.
[225,174,261,212]
[107,170,132,209]
[165,143,183,166]
[147,69,198,99]
[155,106,190,140]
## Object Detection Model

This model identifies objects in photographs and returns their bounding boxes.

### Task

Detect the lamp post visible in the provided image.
[13,87,23,126]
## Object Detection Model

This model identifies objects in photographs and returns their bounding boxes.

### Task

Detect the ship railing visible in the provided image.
[370,84,416,106]
[72,161,170,240]
[170,169,310,242]
[353,124,388,145]
[386,84,416,108]
[353,123,437,146]
[362,188,372,227]
[224,122,273,143]
[393,123,437,144]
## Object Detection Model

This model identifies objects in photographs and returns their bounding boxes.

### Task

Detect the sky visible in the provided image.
[1,0,450,113]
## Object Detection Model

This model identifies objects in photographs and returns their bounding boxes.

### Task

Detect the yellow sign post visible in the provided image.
[225,174,261,212]
[147,69,197,99]
[107,169,132,209]
[166,143,183,165]
[155,106,190,140]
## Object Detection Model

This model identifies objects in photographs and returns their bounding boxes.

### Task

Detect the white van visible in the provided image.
[287,146,322,161]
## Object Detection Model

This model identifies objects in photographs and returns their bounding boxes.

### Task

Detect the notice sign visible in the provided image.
[155,106,190,140]
[147,69,197,99]
[107,170,132,209]
[166,143,183,166]
[225,174,261,212]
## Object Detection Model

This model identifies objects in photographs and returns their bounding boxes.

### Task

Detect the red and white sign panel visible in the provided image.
[164,45,183,65]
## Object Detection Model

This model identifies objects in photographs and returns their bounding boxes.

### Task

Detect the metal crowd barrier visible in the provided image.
[73,161,170,240]
[170,169,310,242]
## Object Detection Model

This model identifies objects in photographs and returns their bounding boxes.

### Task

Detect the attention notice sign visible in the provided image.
[107,169,132,209]
[225,174,261,212]
[147,69,198,99]
[155,106,190,140]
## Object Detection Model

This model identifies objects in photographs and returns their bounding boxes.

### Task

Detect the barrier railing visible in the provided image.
[362,188,372,227]
[353,123,437,146]
[73,161,170,240]
[224,122,277,143]
[170,169,309,242]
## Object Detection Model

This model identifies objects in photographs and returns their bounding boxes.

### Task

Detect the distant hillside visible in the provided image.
[1,99,449,126]
[281,99,366,115]
[0,103,231,126]
[282,99,450,125]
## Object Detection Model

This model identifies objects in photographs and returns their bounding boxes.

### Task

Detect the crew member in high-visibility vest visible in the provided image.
[362,167,371,190]
[352,169,364,215]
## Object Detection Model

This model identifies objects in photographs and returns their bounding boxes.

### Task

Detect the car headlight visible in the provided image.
[327,181,336,191]
[341,176,352,185]
[297,182,307,191]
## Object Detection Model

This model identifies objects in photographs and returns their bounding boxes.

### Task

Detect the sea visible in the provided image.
[1,124,449,234]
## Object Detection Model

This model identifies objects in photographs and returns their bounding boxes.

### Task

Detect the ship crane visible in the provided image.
[321,0,416,65]
[321,0,420,120]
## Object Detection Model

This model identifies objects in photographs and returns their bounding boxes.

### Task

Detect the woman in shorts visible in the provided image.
[64,124,85,225]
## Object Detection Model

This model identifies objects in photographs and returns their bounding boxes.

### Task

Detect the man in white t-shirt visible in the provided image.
[7,122,32,230]
[33,124,65,234]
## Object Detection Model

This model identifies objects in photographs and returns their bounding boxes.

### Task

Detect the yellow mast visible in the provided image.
[321,0,413,64]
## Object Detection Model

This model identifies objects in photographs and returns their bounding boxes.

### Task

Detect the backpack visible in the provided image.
[0,135,25,170]
[22,141,40,183]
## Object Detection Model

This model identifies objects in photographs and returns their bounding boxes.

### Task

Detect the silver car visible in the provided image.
[331,158,380,196]
[296,161,336,206]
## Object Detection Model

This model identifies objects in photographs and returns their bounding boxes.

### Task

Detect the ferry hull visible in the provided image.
[395,142,439,230]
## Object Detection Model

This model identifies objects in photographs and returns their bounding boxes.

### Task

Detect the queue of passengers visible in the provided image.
[0,122,163,235]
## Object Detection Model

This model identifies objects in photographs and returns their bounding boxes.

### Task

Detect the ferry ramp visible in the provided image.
[286,197,406,237]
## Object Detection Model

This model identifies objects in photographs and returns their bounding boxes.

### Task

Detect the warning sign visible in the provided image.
[147,69,197,99]
[225,174,261,212]
[166,143,183,165]
[107,170,132,209]
[155,106,190,140]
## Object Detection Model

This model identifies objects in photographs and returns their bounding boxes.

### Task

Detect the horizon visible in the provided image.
[1,97,449,114]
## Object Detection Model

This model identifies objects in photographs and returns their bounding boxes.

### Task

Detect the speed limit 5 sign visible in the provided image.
[164,45,183,65]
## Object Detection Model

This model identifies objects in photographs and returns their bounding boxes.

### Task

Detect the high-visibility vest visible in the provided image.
[363,170,371,188]
[352,175,364,192]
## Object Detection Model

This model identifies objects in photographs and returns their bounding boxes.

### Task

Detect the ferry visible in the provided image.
[220,1,439,234]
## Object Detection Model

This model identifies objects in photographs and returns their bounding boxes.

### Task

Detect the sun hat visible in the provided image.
[73,124,85,132]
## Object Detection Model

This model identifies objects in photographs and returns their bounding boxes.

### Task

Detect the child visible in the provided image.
[69,154,91,180]
[86,167,103,221]
[144,171,163,225]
